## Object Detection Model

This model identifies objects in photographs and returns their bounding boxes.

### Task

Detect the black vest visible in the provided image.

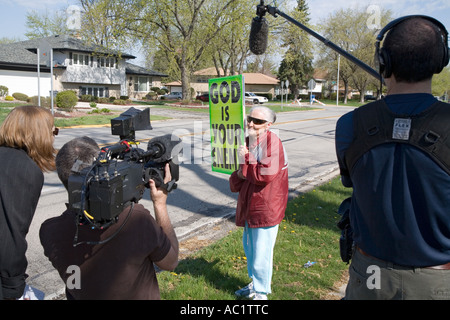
[343,99,450,176]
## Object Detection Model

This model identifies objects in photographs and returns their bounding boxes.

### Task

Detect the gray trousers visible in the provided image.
[345,248,450,300]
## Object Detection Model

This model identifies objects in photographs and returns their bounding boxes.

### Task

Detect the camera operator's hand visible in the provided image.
[149,163,179,271]
[149,163,172,204]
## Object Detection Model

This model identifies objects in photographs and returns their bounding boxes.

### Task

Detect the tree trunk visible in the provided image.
[179,52,191,101]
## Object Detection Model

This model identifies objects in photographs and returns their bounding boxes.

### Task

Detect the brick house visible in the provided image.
[166,67,279,99]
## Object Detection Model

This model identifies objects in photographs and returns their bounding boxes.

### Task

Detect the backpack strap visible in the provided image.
[344,100,450,175]
[344,100,390,173]
[410,101,450,175]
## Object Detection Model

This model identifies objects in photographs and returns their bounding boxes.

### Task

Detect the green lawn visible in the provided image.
[158,177,352,300]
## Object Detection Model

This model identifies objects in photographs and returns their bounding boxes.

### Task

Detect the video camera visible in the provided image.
[67,107,182,230]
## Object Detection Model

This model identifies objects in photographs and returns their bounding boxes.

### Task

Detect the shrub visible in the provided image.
[27,96,52,108]
[56,90,78,112]
[0,85,8,97]
[113,99,127,105]
[145,92,157,100]
[88,108,111,114]
[80,94,94,102]
[151,87,165,95]
[5,95,14,101]
[97,97,109,104]
[12,92,28,101]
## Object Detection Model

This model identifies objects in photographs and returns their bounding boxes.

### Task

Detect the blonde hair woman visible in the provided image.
[0,106,57,299]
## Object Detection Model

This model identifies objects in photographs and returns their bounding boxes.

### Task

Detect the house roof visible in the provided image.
[242,73,279,85]
[194,68,279,85]
[125,62,168,77]
[194,67,235,76]
[313,69,329,81]
[0,35,136,69]
[165,80,182,86]
[166,69,279,86]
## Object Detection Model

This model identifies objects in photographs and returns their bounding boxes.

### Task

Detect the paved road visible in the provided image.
[23,103,355,299]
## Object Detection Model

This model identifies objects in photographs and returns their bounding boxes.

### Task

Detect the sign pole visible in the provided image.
[37,48,41,107]
[308,79,316,105]
[285,79,289,110]
[50,48,54,115]
[337,54,340,106]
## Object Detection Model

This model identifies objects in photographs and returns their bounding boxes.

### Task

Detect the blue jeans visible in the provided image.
[242,223,279,294]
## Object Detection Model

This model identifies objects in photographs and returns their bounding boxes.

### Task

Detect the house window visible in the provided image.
[98,57,117,69]
[197,77,208,83]
[134,76,150,92]
[73,53,90,66]
[80,86,109,98]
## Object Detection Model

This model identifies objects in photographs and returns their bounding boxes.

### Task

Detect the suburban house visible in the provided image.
[297,69,328,99]
[0,35,167,100]
[166,67,280,99]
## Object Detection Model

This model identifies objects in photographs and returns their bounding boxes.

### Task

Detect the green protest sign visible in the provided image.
[209,75,245,175]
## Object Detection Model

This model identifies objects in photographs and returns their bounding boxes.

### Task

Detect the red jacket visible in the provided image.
[229,131,289,228]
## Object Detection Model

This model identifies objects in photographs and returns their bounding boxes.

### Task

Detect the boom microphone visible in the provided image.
[250,2,381,82]
[249,16,269,55]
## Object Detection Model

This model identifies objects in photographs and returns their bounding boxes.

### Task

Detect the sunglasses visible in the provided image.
[53,127,59,136]
[247,116,267,125]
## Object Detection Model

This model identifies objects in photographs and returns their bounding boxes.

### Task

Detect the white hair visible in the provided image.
[250,106,276,123]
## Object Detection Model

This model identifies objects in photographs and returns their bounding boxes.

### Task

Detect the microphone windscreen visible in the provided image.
[249,16,269,55]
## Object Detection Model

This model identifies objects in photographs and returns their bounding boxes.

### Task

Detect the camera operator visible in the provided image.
[39,136,179,300]
[336,17,450,299]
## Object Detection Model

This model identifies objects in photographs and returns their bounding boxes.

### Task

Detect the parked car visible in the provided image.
[245,92,268,104]
[196,93,209,102]
[364,94,377,101]
[162,92,182,100]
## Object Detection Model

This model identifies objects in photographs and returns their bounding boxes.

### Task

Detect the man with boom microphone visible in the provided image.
[40,136,179,300]
[336,16,450,299]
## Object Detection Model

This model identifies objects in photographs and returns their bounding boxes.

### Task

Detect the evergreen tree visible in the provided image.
[277,0,314,100]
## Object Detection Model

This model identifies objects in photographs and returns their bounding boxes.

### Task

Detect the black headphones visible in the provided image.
[375,15,449,78]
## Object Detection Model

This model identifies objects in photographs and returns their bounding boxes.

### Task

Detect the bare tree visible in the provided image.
[316,6,392,103]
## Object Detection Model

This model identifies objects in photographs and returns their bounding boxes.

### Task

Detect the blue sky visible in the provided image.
[285,0,450,34]
[0,0,77,40]
[1,0,448,39]
[0,0,449,64]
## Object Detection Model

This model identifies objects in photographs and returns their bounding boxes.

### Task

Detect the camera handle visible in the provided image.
[143,161,179,193]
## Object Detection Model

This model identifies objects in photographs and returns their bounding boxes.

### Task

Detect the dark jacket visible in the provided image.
[40,204,171,300]
[0,147,43,299]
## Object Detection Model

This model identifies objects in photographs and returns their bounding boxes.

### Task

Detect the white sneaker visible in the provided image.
[253,292,268,300]
[235,282,254,298]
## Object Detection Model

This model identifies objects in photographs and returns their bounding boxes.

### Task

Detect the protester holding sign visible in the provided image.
[229,106,289,300]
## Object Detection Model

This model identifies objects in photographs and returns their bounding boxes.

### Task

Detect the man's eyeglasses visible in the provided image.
[247,116,267,125]
[53,127,59,136]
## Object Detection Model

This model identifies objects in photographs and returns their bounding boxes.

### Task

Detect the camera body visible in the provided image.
[67,107,181,229]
